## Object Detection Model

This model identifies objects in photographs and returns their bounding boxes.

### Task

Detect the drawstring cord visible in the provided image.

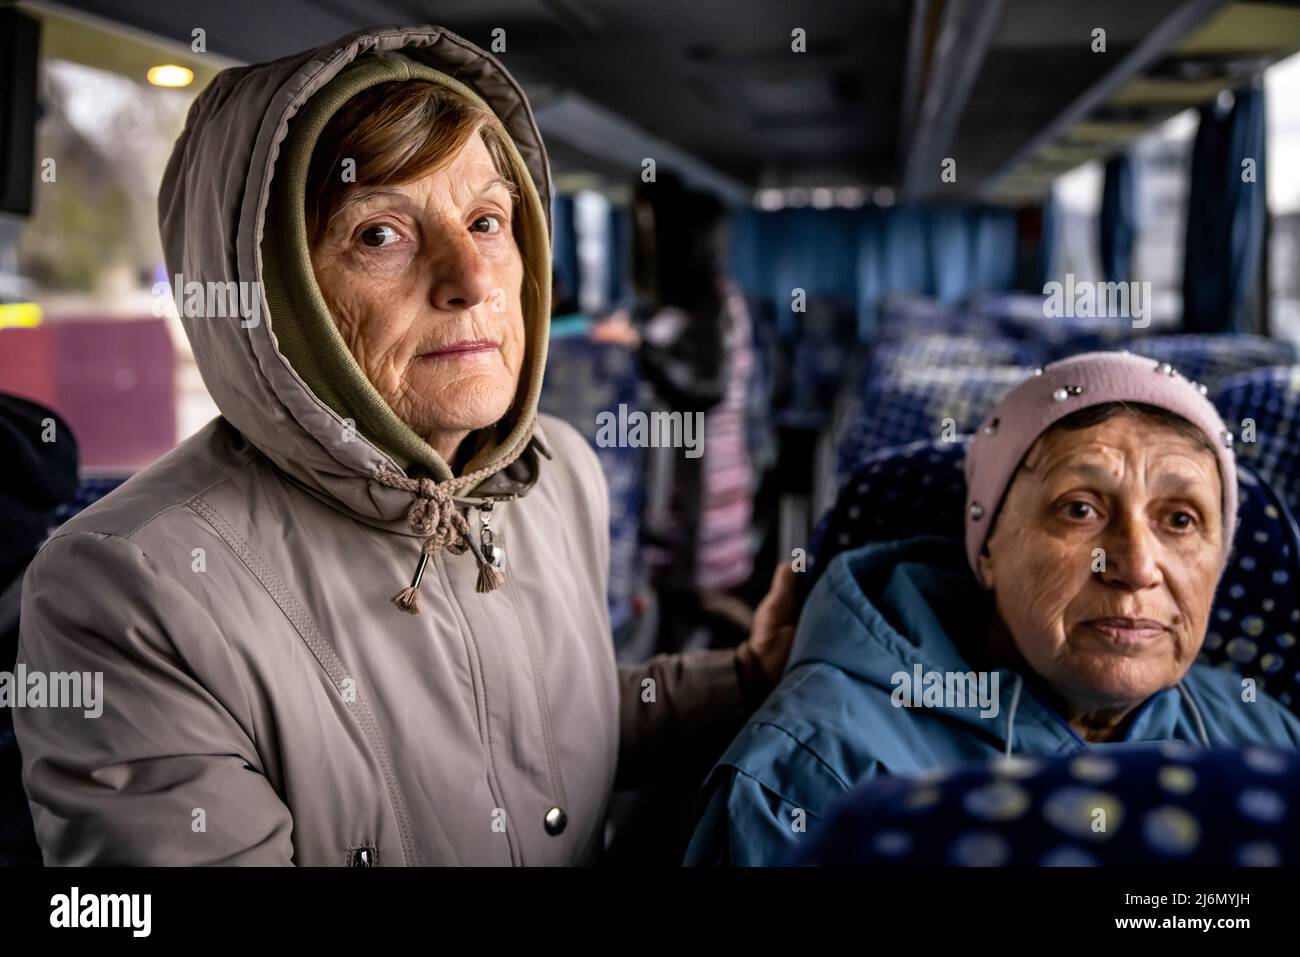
[1176,682,1213,747]
[998,674,1210,757]
[1003,674,1023,759]
[373,425,533,614]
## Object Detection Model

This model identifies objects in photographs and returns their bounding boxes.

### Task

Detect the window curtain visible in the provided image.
[551,194,580,315]
[604,204,632,309]
[1100,153,1136,284]
[1182,82,1267,334]
[729,204,1017,340]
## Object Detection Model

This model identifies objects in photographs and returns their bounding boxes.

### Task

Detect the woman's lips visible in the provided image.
[415,339,498,360]
[1082,617,1168,643]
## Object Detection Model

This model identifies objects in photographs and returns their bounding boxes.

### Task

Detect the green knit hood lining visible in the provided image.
[261,52,551,484]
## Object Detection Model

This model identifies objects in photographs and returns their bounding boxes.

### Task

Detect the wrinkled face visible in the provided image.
[978,412,1225,713]
[310,133,526,461]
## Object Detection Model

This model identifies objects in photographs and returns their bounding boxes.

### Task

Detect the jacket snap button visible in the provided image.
[349,846,376,867]
[544,806,567,836]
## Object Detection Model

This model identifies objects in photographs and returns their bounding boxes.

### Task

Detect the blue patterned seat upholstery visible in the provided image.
[47,474,132,530]
[795,745,1300,866]
[993,313,1137,361]
[812,439,970,582]
[875,296,998,342]
[1123,335,1298,391]
[834,367,1027,484]
[971,292,1157,360]
[537,335,646,632]
[1215,365,1300,521]
[867,333,1045,373]
[811,440,1300,714]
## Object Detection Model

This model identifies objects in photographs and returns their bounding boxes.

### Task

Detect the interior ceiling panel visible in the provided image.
[987,1,1300,204]
[947,0,1190,191]
[42,0,909,192]
[38,0,1300,206]
[471,0,909,186]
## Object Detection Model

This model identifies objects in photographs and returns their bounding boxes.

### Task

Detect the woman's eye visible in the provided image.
[1064,501,1094,520]
[359,224,400,248]
[471,215,502,235]
[1168,511,1196,530]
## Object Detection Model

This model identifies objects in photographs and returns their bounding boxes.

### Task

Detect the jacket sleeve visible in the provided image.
[615,642,774,789]
[683,765,813,866]
[636,306,731,413]
[14,531,295,865]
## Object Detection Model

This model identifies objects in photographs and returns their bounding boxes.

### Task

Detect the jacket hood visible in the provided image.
[791,535,1211,754]
[158,26,554,527]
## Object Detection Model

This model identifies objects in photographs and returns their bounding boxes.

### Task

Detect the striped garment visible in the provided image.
[643,280,756,592]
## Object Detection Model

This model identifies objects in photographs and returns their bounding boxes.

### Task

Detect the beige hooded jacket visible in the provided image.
[14,26,759,866]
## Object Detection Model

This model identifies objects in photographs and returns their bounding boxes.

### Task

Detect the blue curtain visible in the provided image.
[728,207,765,303]
[551,194,580,314]
[969,208,1018,299]
[1182,83,1267,333]
[1037,187,1059,291]
[729,204,1017,339]
[928,207,975,303]
[1100,153,1136,283]
[604,205,631,309]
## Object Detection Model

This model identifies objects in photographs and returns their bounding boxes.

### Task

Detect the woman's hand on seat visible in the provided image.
[743,562,799,685]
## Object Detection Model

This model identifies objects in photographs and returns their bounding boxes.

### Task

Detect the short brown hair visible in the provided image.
[304,79,522,248]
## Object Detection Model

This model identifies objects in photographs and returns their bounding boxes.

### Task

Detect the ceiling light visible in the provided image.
[147,64,194,88]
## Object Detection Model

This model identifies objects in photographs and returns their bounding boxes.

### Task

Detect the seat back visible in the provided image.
[537,335,646,633]
[797,745,1300,866]
[834,367,1024,483]
[1215,365,1300,520]
[971,292,1172,360]
[1125,335,1298,391]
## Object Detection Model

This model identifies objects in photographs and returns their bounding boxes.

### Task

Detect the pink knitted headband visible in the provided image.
[963,351,1238,577]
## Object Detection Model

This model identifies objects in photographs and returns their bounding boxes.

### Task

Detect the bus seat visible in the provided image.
[1215,365,1300,519]
[868,333,1046,372]
[794,745,1300,866]
[782,303,860,429]
[810,439,1300,715]
[995,313,1137,361]
[970,293,1144,360]
[1124,335,1299,391]
[48,474,133,531]
[875,295,982,342]
[833,366,1026,484]
[536,336,647,637]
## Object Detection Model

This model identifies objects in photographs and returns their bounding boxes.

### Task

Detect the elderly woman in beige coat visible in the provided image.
[14,26,796,866]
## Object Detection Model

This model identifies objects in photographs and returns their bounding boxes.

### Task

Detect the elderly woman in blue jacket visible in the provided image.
[686,351,1300,866]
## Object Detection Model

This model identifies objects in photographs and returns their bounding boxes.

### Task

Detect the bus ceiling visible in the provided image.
[15,0,1300,208]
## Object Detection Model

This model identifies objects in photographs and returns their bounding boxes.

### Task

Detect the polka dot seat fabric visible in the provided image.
[833,367,1027,486]
[1215,365,1300,521]
[794,746,1300,866]
[811,438,970,591]
[1124,335,1298,392]
[809,439,1300,717]
[537,335,646,632]
[1205,467,1300,713]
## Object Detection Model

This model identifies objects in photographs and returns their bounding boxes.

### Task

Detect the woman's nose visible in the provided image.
[428,233,493,311]
[1098,516,1163,591]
